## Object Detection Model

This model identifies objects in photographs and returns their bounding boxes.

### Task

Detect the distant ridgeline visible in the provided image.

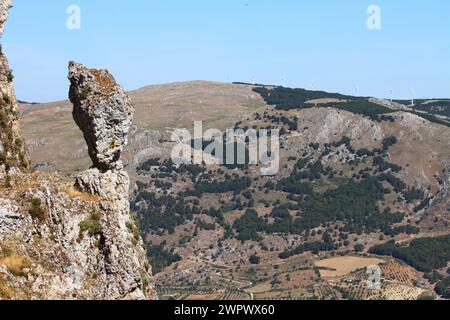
[395,99,450,117]
[249,84,450,127]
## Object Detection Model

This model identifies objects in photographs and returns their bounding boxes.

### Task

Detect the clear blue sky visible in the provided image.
[3,0,450,102]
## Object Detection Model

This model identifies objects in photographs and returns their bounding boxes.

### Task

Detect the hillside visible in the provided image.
[19,81,267,174]
[17,77,450,300]
[131,102,450,300]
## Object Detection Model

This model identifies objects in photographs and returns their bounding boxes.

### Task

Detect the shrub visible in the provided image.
[79,212,103,237]
[369,235,450,272]
[79,87,91,99]
[147,244,181,274]
[249,255,261,265]
[435,277,450,299]
[6,69,13,82]
[29,198,45,222]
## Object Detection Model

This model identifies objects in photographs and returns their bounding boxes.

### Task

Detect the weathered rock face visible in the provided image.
[0,0,12,37]
[0,0,30,172]
[68,62,134,171]
[0,2,156,300]
[65,60,157,299]
[0,171,157,300]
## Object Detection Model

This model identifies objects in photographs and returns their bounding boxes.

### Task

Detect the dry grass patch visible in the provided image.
[0,252,32,277]
[65,187,100,203]
[13,179,39,192]
[315,256,384,278]
[0,279,15,299]
[245,282,272,294]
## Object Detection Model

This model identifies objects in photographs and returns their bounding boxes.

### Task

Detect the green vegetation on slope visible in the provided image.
[369,235,450,273]
[254,85,450,127]
[253,86,394,121]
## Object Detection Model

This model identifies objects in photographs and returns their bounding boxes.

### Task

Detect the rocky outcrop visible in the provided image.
[68,62,134,171]
[0,171,157,300]
[0,0,30,172]
[65,61,156,299]
[0,0,12,37]
[0,2,156,300]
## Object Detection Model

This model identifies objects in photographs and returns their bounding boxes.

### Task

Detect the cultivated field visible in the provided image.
[315,256,385,278]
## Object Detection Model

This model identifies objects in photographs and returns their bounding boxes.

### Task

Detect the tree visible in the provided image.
[435,277,450,299]
[249,255,261,265]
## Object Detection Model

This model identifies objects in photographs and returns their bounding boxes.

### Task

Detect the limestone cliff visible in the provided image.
[0,1,157,300]
[0,0,30,172]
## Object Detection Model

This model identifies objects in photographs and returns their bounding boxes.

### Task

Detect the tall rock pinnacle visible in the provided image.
[67,62,156,299]
[68,61,134,171]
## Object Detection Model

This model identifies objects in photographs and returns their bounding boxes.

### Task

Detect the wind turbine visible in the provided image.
[281,76,286,87]
[310,80,316,91]
[389,89,393,103]
[355,85,359,97]
[410,88,416,106]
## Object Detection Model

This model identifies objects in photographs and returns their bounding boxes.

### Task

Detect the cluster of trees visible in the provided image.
[382,136,398,151]
[369,235,450,273]
[414,100,450,117]
[265,114,298,131]
[147,244,182,274]
[253,86,397,122]
[276,160,329,195]
[255,85,450,127]
[378,173,406,193]
[133,192,199,234]
[373,156,402,173]
[184,176,252,197]
[409,110,450,128]
[249,255,261,265]
[233,174,415,243]
[279,233,336,259]
[292,178,386,233]
[414,197,432,213]
[403,188,425,204]
[326,101,395,121]
[233,209,265,241]
[252,86,357,110]
[137,158,207,181]
[435,277,450,299]
[288,175,417,237]
[136,158,161,172]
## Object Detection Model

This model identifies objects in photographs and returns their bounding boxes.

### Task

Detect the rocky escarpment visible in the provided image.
[0,0,30,172]
[0,2,156,300]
